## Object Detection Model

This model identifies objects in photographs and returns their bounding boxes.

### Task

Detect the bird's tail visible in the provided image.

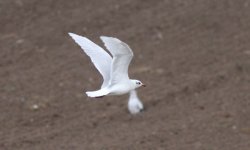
[86,88,109,98]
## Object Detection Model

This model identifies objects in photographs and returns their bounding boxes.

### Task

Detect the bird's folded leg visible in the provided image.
[95,96,105,98]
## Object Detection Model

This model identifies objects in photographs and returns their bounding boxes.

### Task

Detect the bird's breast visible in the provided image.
[108,83,134,96]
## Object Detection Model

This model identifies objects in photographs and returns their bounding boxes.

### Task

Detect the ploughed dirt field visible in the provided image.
[1,0,250,149]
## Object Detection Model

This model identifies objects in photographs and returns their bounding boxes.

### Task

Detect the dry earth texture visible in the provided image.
[1,0,250,149]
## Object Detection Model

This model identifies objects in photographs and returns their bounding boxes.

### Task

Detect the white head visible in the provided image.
[131,79,146,89]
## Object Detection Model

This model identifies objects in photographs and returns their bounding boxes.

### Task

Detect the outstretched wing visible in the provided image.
[69,33,112,88]
[100,36,133,85]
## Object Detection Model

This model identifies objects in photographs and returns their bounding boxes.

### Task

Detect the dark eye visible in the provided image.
[136,81,141,85]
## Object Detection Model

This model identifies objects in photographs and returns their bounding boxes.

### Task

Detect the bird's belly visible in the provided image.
[108,84,132,95]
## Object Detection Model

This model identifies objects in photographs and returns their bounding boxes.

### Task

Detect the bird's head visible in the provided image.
[131,79,146,89]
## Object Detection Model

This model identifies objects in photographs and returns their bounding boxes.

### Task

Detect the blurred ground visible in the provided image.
[1,0,250,149]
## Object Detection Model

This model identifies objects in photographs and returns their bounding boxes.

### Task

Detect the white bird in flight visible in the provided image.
[68,33,145,114]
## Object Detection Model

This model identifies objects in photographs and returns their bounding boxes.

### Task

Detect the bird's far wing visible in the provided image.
[69,33,112,88]
[100,36,133,85]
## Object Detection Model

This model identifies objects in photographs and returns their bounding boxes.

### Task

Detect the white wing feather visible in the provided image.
[100,36,133,85]
[68,33,112,88]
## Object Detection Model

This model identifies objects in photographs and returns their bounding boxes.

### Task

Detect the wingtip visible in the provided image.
[68,32,75,37]
[68,32,85,41]
[69,33,88,40]
[100,36,108,40]
[100,36,120,43]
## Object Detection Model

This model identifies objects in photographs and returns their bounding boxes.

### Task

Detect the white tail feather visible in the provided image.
[86,88,109,98]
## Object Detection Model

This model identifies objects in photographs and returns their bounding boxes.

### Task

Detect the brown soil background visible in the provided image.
[1,0,250,149]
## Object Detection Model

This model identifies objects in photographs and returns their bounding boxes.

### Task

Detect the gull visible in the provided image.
[68,33,145,114]
[128,90,144,114]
